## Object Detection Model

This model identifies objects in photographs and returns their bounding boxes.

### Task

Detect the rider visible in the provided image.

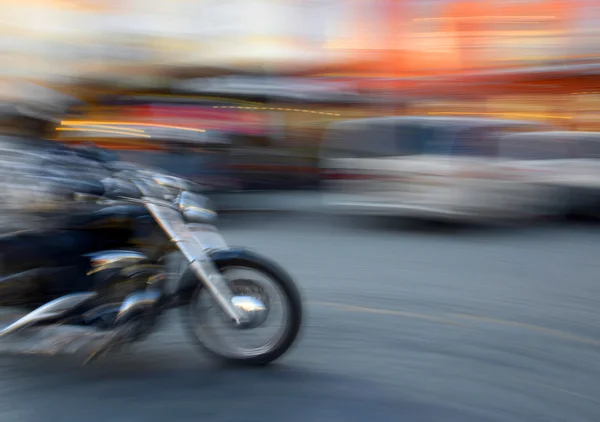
[0,103,129,297]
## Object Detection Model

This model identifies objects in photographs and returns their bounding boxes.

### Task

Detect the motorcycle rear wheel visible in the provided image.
[180,249,302,365]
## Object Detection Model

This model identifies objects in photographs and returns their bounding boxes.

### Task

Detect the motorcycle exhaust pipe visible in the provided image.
[0,292,97,337]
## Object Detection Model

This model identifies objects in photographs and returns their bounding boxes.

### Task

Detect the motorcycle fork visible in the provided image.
[144,203,247,326]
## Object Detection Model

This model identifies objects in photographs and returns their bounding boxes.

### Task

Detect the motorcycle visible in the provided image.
[0,153,303,365]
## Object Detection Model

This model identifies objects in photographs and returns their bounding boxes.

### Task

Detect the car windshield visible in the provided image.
[449,127,498,157]
[323,121,446,158]
[449,125,547,158]
[324,120,543,159]
[396,124,445,155]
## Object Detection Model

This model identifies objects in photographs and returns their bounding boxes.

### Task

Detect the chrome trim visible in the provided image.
[114,289,162,324]
[144,202,245,325]
[86,250,149,275]
[153,175,189,191]
[231,295,268,329]
[0,292,97,337]
[187,259,247,325]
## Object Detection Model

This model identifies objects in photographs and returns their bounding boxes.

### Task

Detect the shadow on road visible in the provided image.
[311,213,600,239]
[0,354,495,422]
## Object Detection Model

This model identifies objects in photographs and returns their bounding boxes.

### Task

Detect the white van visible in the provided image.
[496,131,600,217]
[320,116,552,222]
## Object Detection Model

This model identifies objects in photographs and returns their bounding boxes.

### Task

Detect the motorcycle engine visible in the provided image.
[90,264,160,305]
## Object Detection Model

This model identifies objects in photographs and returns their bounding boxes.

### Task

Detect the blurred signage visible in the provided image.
[323,0,590,75]
[424,0,576,68]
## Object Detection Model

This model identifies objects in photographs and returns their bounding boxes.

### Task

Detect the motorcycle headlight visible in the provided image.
[176,191,217,224]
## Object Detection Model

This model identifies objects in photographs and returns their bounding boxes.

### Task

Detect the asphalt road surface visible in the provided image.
[1,213,600,422]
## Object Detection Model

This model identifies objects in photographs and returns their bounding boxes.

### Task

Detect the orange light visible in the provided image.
[412,16,557,22]
[56,128,152,138]
[61,121,206,133]
[73,125,146,133]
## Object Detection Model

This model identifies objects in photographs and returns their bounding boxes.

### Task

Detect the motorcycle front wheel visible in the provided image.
[179,249,302,365]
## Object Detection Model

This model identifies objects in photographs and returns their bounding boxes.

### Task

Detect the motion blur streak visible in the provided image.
[56,128,151,138]
[313,301,600,346]
[60,122,206,133]
[310,301,464,326]
[1,0,600,421]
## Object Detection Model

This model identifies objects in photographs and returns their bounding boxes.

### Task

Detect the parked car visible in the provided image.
[495,131,600,217]
[319,116,553,222]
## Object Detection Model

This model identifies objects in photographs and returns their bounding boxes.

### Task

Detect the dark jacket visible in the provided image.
[0,136,111,235]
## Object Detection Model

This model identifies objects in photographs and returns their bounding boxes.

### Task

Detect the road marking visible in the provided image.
[310,301,463,326]
[311,302,600,346]
[449,313,600,347]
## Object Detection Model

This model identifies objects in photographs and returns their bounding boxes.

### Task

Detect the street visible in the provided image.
[1,213,600,422]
